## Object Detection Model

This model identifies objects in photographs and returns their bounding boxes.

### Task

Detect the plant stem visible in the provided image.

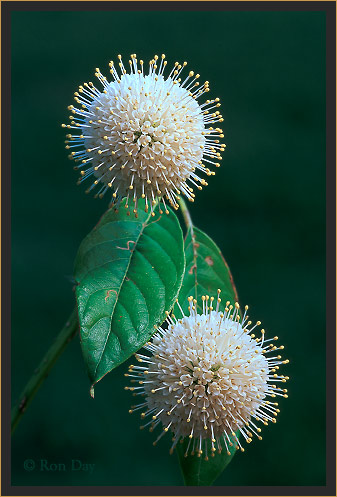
[11,307,79,435]
[178,198,199,297]
[178,197,193,232]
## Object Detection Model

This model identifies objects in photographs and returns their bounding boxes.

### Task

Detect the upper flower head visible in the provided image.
[126,292,289,459]
[63,54,225,215]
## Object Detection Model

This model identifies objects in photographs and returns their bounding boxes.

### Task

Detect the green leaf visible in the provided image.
[74,200,185,394]
[176,434,238,486]
[177,226,238,315]
[176,225,239,485]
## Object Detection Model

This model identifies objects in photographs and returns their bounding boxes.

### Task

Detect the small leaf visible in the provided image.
[176,225,239,485]
[74,200,185,394]
[177,226,238,315]
[176,434,238,486]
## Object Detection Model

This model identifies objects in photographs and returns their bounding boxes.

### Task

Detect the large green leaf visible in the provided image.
[74,200,185,395]
[176,225,239,485]
[177,434,238,486]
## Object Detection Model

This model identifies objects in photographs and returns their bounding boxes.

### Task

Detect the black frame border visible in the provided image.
[2,1,336,496]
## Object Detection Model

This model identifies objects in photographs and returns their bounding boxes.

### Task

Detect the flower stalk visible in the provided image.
[11,307,79,435]
[178,196,194,232]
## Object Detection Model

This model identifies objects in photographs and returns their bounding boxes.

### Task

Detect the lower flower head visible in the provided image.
[126,292,288,458]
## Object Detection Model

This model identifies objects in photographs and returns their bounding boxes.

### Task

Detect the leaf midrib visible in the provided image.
[92,209,154,381]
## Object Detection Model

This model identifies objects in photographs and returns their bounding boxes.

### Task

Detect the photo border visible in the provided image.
[2,1,336,496]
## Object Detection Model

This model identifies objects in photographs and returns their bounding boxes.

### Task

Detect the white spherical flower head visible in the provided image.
[63,54,225,215]
[126,292,288,459]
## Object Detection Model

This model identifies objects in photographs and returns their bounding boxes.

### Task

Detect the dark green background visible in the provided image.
[11,9,326,486]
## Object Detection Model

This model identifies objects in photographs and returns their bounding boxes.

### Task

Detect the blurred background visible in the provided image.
[11,9,326,486]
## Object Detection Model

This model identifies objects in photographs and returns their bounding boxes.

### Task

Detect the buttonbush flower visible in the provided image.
[126,292,288,459]
[63,54,225,215]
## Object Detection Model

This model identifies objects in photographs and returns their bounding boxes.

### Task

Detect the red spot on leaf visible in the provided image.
[105,289,118,302]
[116,240,136,251]
[188,263,197,274]
[205,256,214,266]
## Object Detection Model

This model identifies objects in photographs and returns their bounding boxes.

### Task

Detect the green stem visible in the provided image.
[178,197,198,264]
[11,307,79,435]
[178,197,193,232]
